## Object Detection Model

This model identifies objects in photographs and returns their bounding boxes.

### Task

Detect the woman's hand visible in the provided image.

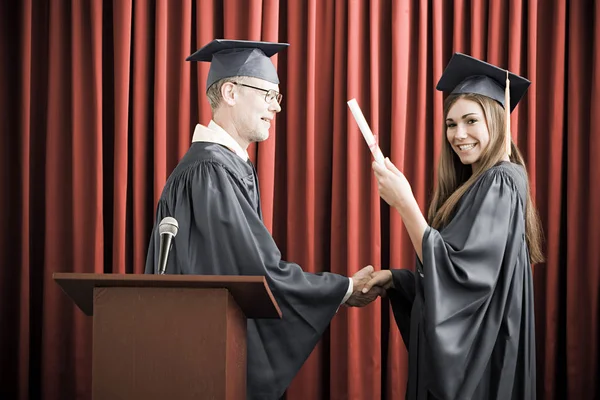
[372,158,414,209]
[362,270,393,293]
[372,157,428,263]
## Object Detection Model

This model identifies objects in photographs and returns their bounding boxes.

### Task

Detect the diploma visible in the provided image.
[347,98,385,166]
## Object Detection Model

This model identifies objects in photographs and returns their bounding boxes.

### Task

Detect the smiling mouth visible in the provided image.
[458,143,476,151]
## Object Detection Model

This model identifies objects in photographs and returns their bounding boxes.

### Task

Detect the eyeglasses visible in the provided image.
[232,82,283,105]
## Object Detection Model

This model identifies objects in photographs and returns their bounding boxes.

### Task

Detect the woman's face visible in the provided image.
[445,98,491,171]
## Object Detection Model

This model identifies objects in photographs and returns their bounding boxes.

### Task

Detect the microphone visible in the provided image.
[157,217,179,275]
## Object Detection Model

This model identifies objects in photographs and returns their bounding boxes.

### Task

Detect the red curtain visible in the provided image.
[1,1,598,399]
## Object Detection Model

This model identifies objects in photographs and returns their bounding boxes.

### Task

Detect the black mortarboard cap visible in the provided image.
[435,53,530,112]
[186,39,289,91]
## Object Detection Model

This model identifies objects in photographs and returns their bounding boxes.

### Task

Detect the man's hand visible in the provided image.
[344,265,388,307]
[345,285,386,307]
[362,270,393,293]
[351,265,375,293]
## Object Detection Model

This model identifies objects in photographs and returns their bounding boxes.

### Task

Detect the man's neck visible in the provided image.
[213,113,249,150]
[192,121,249,161]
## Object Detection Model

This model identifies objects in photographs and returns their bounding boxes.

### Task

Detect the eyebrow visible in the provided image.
[446,112,479,122]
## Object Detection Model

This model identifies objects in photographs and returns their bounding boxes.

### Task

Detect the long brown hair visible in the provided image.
[428,93,544,264]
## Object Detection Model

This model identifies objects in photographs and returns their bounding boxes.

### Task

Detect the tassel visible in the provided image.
[505,70,511,156]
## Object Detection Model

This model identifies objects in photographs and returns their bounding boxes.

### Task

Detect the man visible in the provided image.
[145,39,380,400]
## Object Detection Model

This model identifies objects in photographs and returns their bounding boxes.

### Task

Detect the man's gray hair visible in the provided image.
[206,76,248,111]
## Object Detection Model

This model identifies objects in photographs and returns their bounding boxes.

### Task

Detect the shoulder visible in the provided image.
[173,143,252,181]
[159,144,252,198]
[476,162,528,203]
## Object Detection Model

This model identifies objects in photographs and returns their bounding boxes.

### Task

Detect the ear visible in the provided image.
[220,82,237,106]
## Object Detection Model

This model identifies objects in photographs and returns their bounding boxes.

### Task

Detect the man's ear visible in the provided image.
[221,82,237,106]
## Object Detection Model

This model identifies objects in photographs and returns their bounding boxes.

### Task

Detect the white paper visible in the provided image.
[347,98,385,166]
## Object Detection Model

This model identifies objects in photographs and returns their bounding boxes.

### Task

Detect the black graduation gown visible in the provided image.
[145,142,349,400]
[388,162,536,400]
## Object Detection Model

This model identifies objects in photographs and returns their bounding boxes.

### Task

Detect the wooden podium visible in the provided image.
[53,273,281,400]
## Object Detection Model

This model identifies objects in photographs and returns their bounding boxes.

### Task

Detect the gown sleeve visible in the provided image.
[388,269,416,348]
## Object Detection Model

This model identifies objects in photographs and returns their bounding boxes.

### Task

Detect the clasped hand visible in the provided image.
[345,266,394,307]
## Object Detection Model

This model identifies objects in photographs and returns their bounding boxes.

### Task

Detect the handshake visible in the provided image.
[345,265,394,307]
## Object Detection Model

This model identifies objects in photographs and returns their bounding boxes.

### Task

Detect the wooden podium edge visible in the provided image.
[53,273,282,319]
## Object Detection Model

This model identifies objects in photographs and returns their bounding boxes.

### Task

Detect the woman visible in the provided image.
[364,53,544,399]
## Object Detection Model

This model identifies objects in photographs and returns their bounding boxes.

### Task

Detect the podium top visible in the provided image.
[53,273,282,319]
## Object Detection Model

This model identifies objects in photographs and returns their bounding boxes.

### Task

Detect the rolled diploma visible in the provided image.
[347,98,385,166]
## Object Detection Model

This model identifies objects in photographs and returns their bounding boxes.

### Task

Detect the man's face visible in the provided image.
[232,77,282,143]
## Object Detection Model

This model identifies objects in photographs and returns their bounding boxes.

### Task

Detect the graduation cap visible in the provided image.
[186,39,289,91]
[436,53,530,155]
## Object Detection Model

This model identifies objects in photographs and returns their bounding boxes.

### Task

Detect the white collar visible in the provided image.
[191,120,249,161]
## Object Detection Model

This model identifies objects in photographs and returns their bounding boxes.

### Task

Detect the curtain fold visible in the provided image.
[0,1,597,399]
[565,1,600,398]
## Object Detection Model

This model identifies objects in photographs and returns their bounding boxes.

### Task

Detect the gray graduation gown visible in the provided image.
[388,162,536,400]
[145,142,348,399]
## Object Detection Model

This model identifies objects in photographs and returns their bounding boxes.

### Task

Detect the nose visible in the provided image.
[454,124,468,140]
[270,101,282,113]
